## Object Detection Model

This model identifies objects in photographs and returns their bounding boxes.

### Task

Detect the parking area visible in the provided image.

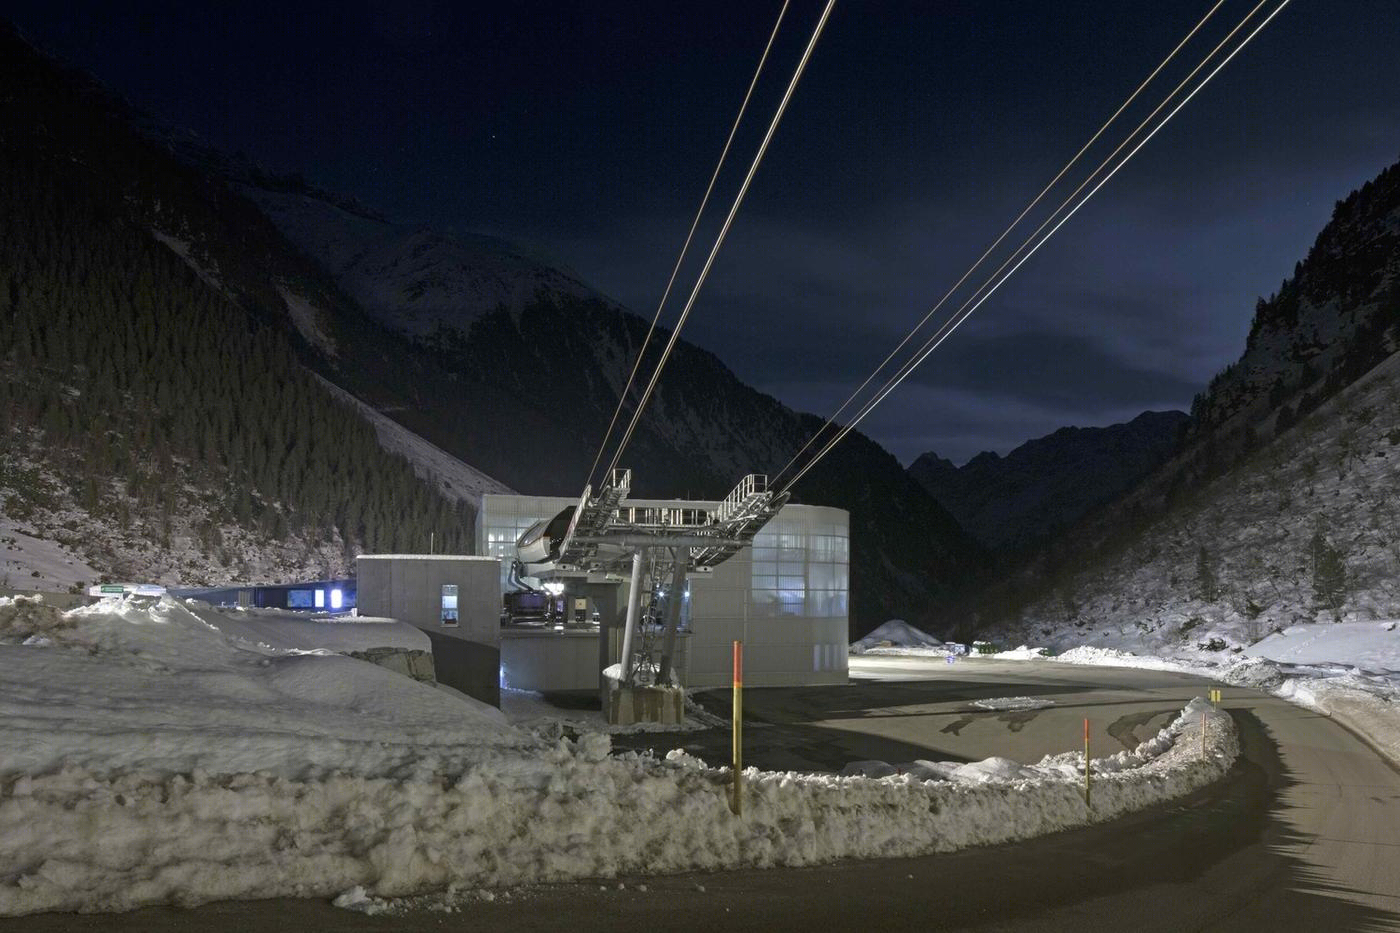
[611,656,1213,771]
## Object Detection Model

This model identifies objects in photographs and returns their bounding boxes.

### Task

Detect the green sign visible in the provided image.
[100,585,125,594]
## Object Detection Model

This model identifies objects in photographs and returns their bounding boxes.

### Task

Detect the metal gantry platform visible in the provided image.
[517,469,787,687]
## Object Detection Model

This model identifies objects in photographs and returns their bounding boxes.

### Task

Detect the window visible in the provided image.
[441,584,459,626]
[329,588,344,610]
[313,589,325,609]
[288,590,314,609]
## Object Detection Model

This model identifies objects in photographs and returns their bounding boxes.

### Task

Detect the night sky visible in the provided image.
[8,1,1399,463]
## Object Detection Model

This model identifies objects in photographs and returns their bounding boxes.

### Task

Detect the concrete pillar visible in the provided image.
[657,547,688,685]
[619,549,647,685]
[586,581,622,699]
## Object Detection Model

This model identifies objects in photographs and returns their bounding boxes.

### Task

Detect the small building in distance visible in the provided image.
[172,579,356,612]
[355,554,501,707]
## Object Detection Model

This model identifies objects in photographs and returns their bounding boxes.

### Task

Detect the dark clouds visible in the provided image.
[8,0,1399,462]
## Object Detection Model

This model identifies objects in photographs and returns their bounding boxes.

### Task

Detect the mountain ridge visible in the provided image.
[909,410,1188,554]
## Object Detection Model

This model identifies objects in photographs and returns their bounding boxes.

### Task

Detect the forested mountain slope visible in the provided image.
[0,23,474,589]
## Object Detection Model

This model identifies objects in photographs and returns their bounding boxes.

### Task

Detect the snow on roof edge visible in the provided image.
[356,554,499,562]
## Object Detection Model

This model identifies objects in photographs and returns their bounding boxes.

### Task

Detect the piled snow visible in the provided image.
[851,619,958,655]
[971,696,1055,711]
[178,602,431,655]
[0,595,1239,916]
[0,596,517,780]
[991,645,1050,660]
[1053,645,1193,673]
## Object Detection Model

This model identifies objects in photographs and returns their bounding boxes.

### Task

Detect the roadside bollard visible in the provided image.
[1201,710,1207,760]
[731,640,743,816]
[1083,717,1091,807]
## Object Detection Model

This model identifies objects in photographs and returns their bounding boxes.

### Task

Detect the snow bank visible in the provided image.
[0,697,1234,916]
[971,696,1054,711]
[180,602,431,655]
[991,645,1050,660]
[0,595,519,779]
[0,597,1239,916]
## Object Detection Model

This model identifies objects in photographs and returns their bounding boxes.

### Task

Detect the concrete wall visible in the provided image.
[502,629,691,693]
[356,555,501,706]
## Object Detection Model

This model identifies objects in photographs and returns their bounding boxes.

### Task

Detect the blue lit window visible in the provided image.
[441,584,459,626]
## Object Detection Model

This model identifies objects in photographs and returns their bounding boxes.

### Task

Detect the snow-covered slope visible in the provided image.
[1244,620,1399,670]
[995,351,1400,660]
[0,433,352,592]
[0,517,99,592]
[315,376,513,507]
[248,190,608,337]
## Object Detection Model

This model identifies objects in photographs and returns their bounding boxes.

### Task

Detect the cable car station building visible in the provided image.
[478,490,850,692]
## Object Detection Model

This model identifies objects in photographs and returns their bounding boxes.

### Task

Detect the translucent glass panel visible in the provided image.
[749,509,848,619]
[749,589,806,618]
[479,494,576,591]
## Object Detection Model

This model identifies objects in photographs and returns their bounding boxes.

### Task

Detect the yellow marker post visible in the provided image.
[731,640,743,816]
[1083,717,1091,807]
[1201,710,1207,760]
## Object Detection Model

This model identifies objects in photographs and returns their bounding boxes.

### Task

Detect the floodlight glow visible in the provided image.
[330,588,344,610]
[542,581,565,596]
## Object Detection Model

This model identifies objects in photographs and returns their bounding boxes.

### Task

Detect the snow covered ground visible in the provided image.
[853,611,1398,768]
[989,627,1400,766]
[0,595,1237,916]
[0,517,99,592]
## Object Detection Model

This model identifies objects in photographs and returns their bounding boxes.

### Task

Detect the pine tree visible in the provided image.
[1310,528,1347,619]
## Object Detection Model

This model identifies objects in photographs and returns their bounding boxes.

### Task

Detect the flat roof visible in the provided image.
[356,554,499,562]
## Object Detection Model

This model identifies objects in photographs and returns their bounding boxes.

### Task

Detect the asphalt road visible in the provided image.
[7,658,1399,932]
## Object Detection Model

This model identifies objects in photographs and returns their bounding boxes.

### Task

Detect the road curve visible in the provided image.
[5,658,1398,932]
